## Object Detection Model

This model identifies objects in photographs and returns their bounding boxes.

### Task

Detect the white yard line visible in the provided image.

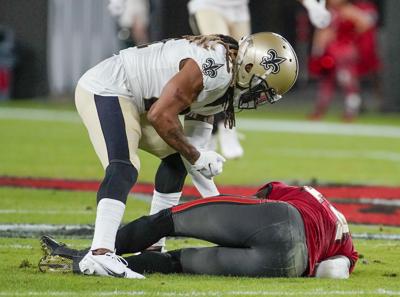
[0,289,399,296]
[354,198,400,207]
[0,224,93,232]
[329,198,400,207]
[0,209,93,215]
[0,107,80,123]
[237,118,400,138]
[267,148,400,162]
[0,243,89,249]
[0,224,399,240]
[0,244,32,249]
[1,107,400,138]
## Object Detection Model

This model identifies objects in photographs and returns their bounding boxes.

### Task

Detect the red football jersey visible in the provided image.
[263,182,358,276]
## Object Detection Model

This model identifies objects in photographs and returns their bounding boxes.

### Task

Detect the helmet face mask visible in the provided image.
[233,32,298,110]
[234,74,282,109]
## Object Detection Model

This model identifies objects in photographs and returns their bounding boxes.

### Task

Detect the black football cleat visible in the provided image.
[39,254,74,273]
[40,235,88,258]
[39,235,86,273]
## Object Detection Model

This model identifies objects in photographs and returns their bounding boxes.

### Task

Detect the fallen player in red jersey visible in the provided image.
[39,181,358,279]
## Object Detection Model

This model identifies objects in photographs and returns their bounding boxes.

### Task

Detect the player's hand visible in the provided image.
[303,0,332,29]
[190,151,226,179]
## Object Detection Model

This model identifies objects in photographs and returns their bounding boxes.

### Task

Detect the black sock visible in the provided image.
[125,250,182,274]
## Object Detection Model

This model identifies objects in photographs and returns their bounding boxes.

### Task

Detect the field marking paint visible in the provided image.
[0,107,80,123]
[2,107,400,138]
[330,198,400,207]
[237,118,400,138]
[0,289,399,296]
[0,223,399,240]
[0,209,93,215]
[351,233,400,240]
[0,244,32,249]
[0,224,93,232]
[0,243,89,249]
[267,148,400,163]
[1,195,399,217]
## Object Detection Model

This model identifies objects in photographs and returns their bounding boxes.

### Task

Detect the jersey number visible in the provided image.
[304,186,349,240]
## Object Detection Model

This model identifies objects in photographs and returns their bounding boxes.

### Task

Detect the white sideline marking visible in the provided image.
[0,289,399,296]
[1,107,400,138]
[0,209,93,215]
[0,107,80,123]
[0,224,399,240]
[0,243,90,249]
[329,198,400,207]
[355,198,400,207]
[267,148,400,162]
[0,224,93,232]
[237,118,400,138]
[0,244,32,249]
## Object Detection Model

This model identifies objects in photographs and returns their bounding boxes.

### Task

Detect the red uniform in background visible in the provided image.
[259,182,359,276]
[309,0,380,120]
[353,0,380,76]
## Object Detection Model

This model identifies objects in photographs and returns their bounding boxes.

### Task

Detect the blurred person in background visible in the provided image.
[308,0,380,121]
[0,26,16,100]
[187,0,331,159]
[108,0,149,47]
[352,0,382,110]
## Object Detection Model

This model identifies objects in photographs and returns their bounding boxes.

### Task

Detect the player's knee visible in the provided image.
[155,153,187,193]
[97,161,138,204]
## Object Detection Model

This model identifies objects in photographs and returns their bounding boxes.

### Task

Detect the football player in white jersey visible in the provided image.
[188,0,250,159]
[74,32,298,278]
[187,0,331,159]
[188,0,332,34]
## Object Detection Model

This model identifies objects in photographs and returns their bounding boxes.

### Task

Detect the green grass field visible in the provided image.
[0,100,399,296]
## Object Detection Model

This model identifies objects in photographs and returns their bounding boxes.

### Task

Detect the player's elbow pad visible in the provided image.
[315,256,350,279]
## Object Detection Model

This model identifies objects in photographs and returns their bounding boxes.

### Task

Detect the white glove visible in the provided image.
[302,0,332,29]
[190,151,226,179]
[183,120,220,196]
[108,0,126,16]
[183,157,220,197]
[315,256,350,279]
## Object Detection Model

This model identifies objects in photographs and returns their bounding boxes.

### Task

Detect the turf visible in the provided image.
[1,102,400,296]
[0,188,149,225]
[1,115,400,185]
[0,237,399,297]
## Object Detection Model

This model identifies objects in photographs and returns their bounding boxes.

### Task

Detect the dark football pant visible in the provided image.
[116,196,308,277]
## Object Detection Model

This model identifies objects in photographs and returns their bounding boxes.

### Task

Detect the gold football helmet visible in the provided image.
[234,32,298,109]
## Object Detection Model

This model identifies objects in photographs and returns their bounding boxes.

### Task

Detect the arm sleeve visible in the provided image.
[315,255,351,279]
[183,118,220,197]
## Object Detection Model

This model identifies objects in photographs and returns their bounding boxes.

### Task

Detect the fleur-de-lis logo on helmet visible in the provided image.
[202,58,224,78]
[260,49,286,74]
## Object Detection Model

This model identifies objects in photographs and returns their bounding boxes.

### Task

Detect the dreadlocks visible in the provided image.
[183,34,238,128]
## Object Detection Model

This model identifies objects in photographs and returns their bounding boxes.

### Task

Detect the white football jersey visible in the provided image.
[78,38,232,116]
[188,0,250,22]
[188,0,248,8]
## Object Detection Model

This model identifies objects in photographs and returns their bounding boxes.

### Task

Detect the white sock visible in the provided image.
[150,190,182,215]
[345,93,362,115]
[149,190,181,248]
[90,198,126,251]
